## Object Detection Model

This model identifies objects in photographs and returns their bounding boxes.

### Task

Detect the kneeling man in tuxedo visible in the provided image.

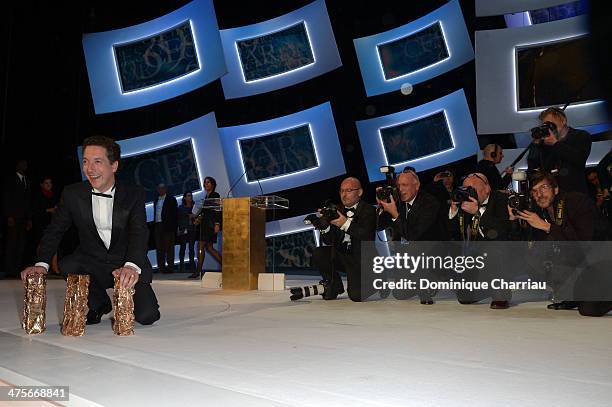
[21,136,160,326]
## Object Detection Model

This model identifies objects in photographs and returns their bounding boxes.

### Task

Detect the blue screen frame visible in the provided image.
[219,0,342,99]
[356,89,479,182]
[83,0,226,114]
[219,102,345,196]
[77,112,230,222]
[353,0,473,97]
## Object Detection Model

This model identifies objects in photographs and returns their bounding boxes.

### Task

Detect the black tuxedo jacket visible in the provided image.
[153,194,178,232]
[3,173,31,220]
[477,159,511,191]
[320,200,376,257]
[532,191,597,241]
[449,190,510,241]
[378,190,448,241]
[37,181,153,283]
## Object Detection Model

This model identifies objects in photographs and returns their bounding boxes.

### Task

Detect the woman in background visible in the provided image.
[189,176,222,278]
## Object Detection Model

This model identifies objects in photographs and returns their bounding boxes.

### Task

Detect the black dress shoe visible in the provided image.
[490,300,510,309]
[547,301,580,310]
[86,305,112,325]
[322,282,345,300]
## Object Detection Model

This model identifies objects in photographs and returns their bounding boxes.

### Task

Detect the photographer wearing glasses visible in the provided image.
[527,107,591,194]
[310,177,377,302]
[508,171,612,316]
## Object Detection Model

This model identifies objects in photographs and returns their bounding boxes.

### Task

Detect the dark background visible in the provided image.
[3,0,601,222]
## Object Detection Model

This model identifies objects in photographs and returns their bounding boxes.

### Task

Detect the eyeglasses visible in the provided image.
[531,184,553,195]
[340,188,360,194]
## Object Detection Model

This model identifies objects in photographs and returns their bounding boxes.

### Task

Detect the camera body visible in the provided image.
[303,200,340,230]
[452,186,478,203]
[531,121,557,140]
[508,192,532,214]
[377,165,399,203]
[320,202,340,222]
[376,186,395,203]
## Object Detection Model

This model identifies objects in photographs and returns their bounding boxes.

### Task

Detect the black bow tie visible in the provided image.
[344,206,356,217]
[92,191,113,198]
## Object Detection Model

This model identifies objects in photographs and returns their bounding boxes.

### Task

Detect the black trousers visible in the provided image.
[154,223,175,272]
[177,230,196,270]
[59,253,160,325]
[4,219,27,277]
[312,246,375,302]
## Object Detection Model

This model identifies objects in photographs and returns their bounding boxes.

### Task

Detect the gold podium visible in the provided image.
[202,195,289,290]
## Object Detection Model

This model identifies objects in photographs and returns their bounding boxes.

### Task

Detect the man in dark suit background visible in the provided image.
[21,136,160,326]
[3,159,32,278]
[153,183,177,274]
[312,177,377,302]
[477,144,513,191]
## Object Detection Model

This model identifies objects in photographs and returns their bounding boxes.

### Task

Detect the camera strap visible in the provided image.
[459,213,481,241]
[554,199,565,226]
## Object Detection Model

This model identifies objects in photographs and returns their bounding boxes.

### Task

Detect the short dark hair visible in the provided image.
[82,136,121,165]
[530,171,558,189]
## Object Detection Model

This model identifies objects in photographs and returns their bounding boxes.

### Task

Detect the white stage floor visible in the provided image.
[0,277,611,407]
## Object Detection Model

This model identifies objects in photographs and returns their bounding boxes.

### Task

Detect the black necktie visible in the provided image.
[405,202,412,219]
[92,191,112,198]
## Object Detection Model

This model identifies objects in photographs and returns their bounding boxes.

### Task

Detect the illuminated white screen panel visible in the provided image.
[356,89,478,182]
[476,16,609,134]
[83,0,226,114]
[219,0,341,99]
[353,0,473,97]
[77,112,229,222]
[218,102,345,196]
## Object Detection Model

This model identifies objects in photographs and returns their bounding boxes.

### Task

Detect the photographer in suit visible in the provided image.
[311,177,377,302]
[449,173,511,309]
[509,171,612,316]
[21,136,160,325]
[527,107,591,194]
[377,168,448,241]
[376,168,448,303]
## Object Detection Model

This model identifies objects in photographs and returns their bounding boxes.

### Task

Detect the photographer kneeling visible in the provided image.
[311,177,377,301]
[448,173,511,309]
[376,169,448,303]
[508,171,612,316]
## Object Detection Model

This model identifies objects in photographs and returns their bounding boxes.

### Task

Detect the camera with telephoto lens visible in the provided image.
[303,200,340,230]
[452,186,478,203]
[508,192,532,215]
[377,165,398,203]
[531,121,557,140]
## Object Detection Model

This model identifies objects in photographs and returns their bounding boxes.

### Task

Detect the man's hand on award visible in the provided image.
[460,197,480,215]
[330,211,347,228]
[112,266,139,289]
[514,210,551,233]
[21,265,47,281]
